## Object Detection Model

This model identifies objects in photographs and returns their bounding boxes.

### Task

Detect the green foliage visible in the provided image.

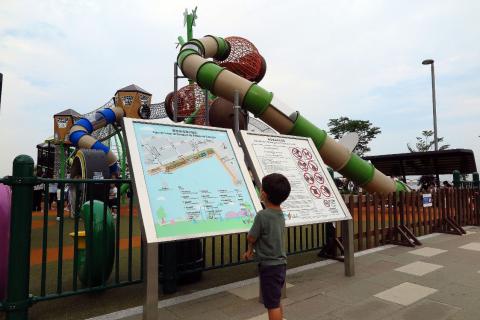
[327,117,381,156]
[407,130,450,152]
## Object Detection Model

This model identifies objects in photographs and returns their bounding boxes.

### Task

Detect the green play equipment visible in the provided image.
[70,200,115,286]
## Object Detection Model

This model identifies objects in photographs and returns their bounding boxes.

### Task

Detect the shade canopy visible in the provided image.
[364,149,477,176]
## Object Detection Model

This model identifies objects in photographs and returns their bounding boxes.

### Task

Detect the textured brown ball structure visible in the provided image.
[209,97,247,130]
[164,84,207,122]
[214,36,267,83]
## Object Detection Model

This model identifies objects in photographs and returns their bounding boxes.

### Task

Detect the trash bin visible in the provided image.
[158,239,203,293]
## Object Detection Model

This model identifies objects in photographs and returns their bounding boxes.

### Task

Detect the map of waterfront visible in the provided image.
[129,121,261,242]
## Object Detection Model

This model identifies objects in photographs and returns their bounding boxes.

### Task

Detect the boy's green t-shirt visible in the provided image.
[248,208,286,266]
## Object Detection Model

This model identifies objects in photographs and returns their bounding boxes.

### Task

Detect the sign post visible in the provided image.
[143,242,158,320]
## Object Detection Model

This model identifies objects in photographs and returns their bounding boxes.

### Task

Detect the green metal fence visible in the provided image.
[0,156,143,319]
[0,155,332,319]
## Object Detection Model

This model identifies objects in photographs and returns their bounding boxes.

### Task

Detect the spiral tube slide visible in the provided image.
[177,35,407,193]
[68,107,125,174]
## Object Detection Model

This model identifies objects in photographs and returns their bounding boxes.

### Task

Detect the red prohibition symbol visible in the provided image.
[314,173,324,185]
[291,148,302,159]
[310,185,322,198]
[302,148,312,160]
[304,172,314,184]
[308,161,318,172]
[321,185,332,197]
[297,160,308,171]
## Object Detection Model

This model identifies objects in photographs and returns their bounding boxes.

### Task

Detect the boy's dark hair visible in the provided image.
[261,173,291,205]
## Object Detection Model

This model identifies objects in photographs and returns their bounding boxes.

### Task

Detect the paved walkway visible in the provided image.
[91,226,480,320]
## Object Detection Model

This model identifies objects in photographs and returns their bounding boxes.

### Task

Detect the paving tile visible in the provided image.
[182,309,231,320]
[331,297,402,320]
[428,282,480,309]
[394,261,443,276]
[374,282,437,306]
[389,299,460,320]
[228,282,260,300]
[364,270,415,289]
[220,298,266,320]
[377,251,429,265]
[244,313,286,320]
[167,292,239,318]
[283,294,346,320]
[408,247,447,257]
[445,301,480,320]
[357,260,402,276]
[325,279,386,304]
[284,282,333,302]
[121,308,180,320]
[458,242,480,251]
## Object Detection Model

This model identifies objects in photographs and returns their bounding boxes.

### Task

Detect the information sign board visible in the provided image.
[124,119,262,243]
[240,131,351,226]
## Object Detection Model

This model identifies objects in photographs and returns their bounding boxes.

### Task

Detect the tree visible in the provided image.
[407,130,449,152]
[327,117,381,156]
[407,130,450,189]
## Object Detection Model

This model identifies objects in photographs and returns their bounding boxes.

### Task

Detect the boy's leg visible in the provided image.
[259,264,286,320]
[267,307,282,320]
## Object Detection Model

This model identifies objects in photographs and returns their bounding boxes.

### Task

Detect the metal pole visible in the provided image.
[430,63,438,151]
[173,62,178,123]
[233,90,240,139]
[342,219,355,277]
[5,155,35,319]
[142,242,158,320]
[204,89,209,126]
[0,73,3,110]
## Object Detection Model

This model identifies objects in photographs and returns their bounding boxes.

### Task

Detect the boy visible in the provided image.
[244,173,291,320]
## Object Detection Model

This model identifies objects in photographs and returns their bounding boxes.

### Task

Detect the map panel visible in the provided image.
[124,119,262,243]
[240,131,351,226]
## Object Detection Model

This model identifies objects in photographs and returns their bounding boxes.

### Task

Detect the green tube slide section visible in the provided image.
[338,154,375,186]
[289,114,327,150]
[196,62,224,91]
[243,84,273,116]
[396,181,408,192]
[178,36,403,192]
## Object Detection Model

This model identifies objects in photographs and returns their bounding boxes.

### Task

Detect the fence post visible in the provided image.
[5,155,35,320]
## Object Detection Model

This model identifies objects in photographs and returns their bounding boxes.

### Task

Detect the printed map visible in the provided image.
[132,122,259,240]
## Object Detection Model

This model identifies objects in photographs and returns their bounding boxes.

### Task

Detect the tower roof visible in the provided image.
[54,108,82,117]
[116,84,151,96]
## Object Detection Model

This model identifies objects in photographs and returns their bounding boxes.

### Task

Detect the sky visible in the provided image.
[1,0,479,177]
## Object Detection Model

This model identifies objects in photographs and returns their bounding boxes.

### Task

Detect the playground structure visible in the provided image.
[0,7,426,319]
[32,6,410,289]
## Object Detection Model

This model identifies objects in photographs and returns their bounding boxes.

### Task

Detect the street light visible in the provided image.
[422,59,438,151]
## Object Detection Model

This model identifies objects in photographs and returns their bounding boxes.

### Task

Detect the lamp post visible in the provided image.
[422,59,438,151]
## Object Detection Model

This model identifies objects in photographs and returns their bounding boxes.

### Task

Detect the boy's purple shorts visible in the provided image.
[259,264,286,309]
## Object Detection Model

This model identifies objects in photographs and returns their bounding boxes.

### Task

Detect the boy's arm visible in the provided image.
[243,214,261,261]
[243,235,256,260]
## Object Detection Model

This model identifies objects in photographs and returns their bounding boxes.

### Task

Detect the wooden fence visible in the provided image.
[333,188,479,253]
